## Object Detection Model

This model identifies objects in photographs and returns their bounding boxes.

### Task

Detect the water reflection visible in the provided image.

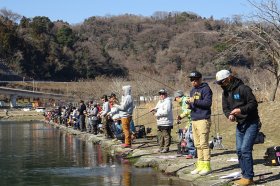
[0,121,187,186]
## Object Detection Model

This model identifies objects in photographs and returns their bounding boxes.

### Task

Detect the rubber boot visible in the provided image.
[191,161,203,175]
[199,161,212,175]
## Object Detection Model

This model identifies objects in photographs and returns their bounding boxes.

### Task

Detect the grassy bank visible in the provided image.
[0,109,45,121]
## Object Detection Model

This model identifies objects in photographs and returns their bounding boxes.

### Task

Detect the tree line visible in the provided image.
[0,0,280,101]
[0,9,234,81]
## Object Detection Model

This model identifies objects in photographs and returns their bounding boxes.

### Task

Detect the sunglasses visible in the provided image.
[190,78,199,82]
[217,79,226,85]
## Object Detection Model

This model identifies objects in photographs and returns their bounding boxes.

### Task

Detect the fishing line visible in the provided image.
[133,111,153,120]
[133,71,177,91]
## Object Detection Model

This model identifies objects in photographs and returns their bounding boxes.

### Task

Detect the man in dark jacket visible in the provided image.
[187,71,213,176]
[215,69,259,186]
[78,100,87,132]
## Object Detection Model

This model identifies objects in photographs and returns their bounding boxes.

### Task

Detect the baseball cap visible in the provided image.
[215,70,231,84]
[174,90,184,97]
[159,88,168,95]
[188,71,202,78]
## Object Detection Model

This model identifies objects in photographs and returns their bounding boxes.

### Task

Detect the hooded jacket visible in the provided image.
[177,96,192,128]
[112,85,134,118]
[154,97,174,126]
[189,82,212,121]
[222,77,259,125]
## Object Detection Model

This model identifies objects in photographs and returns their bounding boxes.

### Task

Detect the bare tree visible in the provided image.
[247,0,280,101]
[218,0,280,101]
[0,8,21,22]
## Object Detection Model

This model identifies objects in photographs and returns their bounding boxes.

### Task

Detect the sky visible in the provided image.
[0,0,257,24]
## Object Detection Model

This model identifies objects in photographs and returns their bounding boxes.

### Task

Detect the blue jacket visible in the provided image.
[189,82,212,121]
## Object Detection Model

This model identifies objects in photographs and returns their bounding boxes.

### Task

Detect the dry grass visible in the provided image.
[0,110,44,121]
[133,98,280,151]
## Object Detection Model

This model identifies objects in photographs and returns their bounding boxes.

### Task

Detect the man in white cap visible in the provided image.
[215,69,260,186]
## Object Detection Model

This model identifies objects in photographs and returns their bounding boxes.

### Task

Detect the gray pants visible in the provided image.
[157,127,171,150]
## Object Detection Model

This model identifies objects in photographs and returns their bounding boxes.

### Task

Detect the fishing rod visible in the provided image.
[133,111,153,120]
[133,71,177,91]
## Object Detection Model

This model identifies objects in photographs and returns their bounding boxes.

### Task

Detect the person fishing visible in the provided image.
[174,90,196,159]
[215,69,259,186]
[150,88,173,153]
[110,85,134,148]
[78,100,87,132]
[88,102,99,135]
[187,71,213,176]
[100,95,113,139]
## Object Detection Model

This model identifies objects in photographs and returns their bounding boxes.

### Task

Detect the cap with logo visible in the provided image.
[188,71,202,78]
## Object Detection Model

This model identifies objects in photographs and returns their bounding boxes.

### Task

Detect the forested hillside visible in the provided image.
[0,10,244,81]
[1,0,280,102]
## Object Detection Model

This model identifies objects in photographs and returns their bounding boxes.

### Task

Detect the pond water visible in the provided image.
[0,121,188,186]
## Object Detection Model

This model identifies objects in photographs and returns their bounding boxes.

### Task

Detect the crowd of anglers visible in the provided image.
[45,85,140,146]
[45,69,259,186]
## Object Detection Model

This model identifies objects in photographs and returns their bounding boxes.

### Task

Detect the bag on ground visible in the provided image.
[264,146,280,166]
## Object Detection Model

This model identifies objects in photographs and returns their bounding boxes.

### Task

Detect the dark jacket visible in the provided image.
[189,82,212,121]
[222,77,259,125]
[78,103,86,116]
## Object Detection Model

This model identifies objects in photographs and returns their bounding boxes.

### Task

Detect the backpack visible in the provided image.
[264,146,280,166]
[134,125,146,138]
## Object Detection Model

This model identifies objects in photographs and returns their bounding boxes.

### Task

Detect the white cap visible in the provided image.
[215,70,231,83]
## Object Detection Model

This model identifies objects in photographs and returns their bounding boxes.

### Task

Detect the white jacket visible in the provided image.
[154,97,173,126]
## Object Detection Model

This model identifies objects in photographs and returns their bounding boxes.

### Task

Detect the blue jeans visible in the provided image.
[186,124,196,156]
[236,120,258,179]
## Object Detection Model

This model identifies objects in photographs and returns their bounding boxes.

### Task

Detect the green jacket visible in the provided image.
[179,96,192,128]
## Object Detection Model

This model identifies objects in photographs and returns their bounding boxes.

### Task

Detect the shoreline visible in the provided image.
[1,110,280,186]
[44,121,279,186]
